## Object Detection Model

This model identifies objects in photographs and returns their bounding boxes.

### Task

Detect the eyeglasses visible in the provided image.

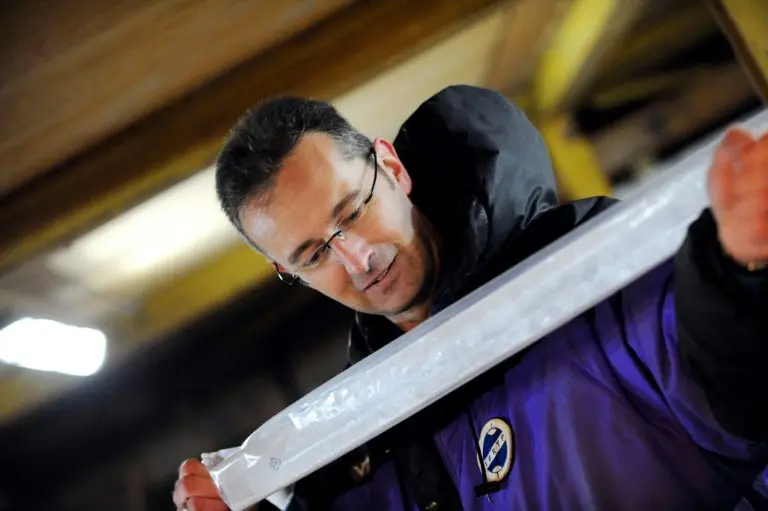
[275,147,379,285]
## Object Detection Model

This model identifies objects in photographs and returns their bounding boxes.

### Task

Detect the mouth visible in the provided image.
[364,256,396,292]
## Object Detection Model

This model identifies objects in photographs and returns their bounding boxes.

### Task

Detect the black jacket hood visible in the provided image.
[394,85,559,308]
[349,85,612,361]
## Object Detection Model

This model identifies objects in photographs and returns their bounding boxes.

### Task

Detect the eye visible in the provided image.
[304,245,330,268]
[345,207,362,223]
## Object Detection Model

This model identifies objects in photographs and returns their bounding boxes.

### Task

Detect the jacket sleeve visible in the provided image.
[674,209,768,441]
[610,206,768,463]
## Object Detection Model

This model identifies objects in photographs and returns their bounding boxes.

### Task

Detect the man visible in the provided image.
[174,86,768,510]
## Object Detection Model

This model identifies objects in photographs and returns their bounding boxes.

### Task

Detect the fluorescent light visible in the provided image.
[0,318,107,376]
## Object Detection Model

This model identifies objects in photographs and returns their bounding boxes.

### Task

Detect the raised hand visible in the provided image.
[708,128,768,269]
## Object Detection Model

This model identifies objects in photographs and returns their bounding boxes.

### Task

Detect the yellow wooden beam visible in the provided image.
[131,246,273,342]
[708,0,768,101]
[540,116,613,200]
[0,370,76,423]
[532,0,647,115]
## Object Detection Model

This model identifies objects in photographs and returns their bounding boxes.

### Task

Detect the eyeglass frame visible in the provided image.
[274,146,380,285]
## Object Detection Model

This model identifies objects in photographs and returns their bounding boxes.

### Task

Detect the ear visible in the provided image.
[271,259,309,286]
[271,259,291,277]
[374,137,412,195]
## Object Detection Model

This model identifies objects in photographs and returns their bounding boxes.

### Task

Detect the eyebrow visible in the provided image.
[286,189,360,265]
[287,239,317,266]
[331,190,360,219]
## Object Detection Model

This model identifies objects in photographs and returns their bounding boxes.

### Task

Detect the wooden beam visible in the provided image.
[531,0,648,115]
[0,0,500,275]
[708,0,768,101]
[595,2,719,86]
[485,0,568,95]
[592,64,757,177]
[130,246,273,343]
[588,70,703,109]
[539,116,613,201]
[0,0,354,198]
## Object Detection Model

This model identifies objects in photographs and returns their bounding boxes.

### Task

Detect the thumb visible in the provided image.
[709,128,755,206]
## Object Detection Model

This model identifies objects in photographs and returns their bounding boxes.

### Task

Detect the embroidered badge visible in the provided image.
[477,418,514,483]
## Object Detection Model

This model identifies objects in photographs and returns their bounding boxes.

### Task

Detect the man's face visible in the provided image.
[239,133,436,317]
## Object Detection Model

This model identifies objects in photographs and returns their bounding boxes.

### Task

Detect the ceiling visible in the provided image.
[0,0,765,509]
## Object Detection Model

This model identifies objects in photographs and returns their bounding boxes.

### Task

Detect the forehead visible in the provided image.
[274,132,361,195]
[240,132,365,257]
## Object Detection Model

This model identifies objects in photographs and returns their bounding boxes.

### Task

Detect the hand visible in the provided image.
[708,128,768,268]
[173,459,229,511]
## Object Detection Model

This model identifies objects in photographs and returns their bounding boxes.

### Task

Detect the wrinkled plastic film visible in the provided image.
[204,109,768,510]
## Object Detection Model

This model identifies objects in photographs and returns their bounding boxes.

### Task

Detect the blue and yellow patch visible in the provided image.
[477,417,514,483]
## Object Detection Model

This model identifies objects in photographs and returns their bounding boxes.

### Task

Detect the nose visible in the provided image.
[329,233,372,275]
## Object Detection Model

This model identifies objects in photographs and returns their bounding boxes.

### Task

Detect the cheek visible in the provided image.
[370,196,416,243]
[304,268,373,309]
[304,266,352,295]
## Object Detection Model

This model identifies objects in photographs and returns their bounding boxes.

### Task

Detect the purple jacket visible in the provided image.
[288,86,768,511]
[332,261,765,510]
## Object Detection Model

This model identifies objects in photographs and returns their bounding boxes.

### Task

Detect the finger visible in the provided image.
[742,138,768,174]
[709,128,756,203]
[734,198,768,236]
[727,175,768,200]
[180,459,211,478]
[727,147,768,197]
[185,496,229,511]
[719,213,768,263]
[718,127,755,162]
[736,189,768,212]
[724,189,768,216]
[173,474,221,505]
[173,479,185,508]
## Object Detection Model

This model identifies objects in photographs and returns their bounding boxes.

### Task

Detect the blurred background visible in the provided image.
[0,0,765,509]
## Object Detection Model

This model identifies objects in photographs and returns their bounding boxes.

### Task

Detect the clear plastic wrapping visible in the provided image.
[203,109,768,510]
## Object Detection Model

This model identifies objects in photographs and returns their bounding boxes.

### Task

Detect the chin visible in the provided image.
[387,287,424,317]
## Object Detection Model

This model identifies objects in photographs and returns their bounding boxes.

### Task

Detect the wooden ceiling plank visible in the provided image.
[0,0,500,275]
[707,0,768,101]
[0,0,355,198]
